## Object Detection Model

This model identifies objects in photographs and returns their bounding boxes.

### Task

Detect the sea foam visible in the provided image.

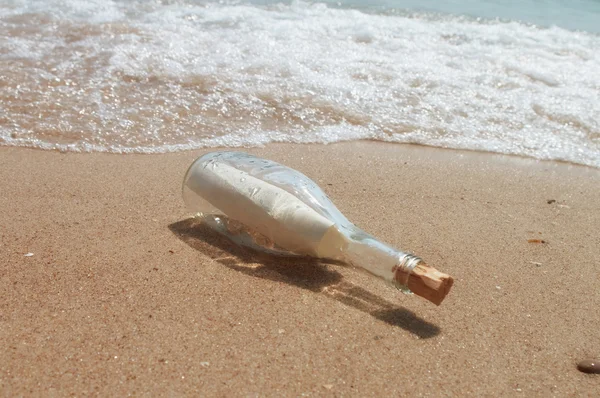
[1,1,599,167]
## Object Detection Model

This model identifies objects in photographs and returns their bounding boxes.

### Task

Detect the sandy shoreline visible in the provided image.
[1,142,599,396]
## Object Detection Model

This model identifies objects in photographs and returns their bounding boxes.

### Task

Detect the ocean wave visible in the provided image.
[1,0,599,167]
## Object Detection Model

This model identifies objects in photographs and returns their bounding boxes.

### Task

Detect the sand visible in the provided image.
[1,142,599,396]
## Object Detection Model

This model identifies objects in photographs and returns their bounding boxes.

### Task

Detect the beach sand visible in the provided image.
[1,142,599,396]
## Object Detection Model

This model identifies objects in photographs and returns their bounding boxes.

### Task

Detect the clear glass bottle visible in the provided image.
[182,151,453,305]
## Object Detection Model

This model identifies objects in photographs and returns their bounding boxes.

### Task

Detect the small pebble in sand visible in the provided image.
[577,359,600,374]
[527,239,546,244]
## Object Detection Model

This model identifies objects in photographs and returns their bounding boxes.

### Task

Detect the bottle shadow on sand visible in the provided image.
[168,217,441,339]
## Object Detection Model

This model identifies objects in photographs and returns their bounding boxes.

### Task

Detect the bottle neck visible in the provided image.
[341,226,422,291]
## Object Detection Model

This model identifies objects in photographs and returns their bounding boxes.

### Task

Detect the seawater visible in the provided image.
[1,0,599,167]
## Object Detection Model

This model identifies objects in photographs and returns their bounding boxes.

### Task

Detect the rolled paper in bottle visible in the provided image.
[185,161,341,256]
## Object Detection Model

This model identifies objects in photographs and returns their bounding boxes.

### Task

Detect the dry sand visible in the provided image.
[1,142,599,396]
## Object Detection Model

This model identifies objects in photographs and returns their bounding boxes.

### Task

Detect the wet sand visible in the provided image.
[1,142,599,396]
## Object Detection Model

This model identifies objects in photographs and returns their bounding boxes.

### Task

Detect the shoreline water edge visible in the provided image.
[1,0,599,167]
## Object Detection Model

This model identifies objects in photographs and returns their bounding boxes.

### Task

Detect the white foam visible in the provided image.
[1,1,599,167]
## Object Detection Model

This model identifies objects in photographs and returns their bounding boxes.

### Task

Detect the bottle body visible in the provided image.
[182,151,420,291]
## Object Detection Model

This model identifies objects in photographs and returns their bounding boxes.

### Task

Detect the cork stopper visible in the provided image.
[396,262,454,305]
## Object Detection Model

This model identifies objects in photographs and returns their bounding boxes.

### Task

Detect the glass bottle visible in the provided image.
[183,151,453,305]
